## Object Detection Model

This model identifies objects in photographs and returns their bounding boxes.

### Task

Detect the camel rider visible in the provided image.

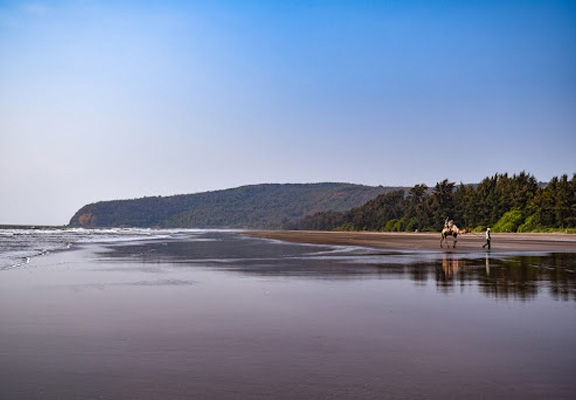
[445,217,455,232]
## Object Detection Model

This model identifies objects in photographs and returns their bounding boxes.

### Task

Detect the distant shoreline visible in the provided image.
[247,230,576,252]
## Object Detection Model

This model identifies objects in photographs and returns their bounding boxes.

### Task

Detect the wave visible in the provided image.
[0,228,213,271]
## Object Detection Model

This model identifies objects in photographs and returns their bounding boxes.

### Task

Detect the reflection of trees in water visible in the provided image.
[477,256,539,301]
[409,264,429,285]
[533,254,576,302]
[105,236,576,302]
[434,253,576,302]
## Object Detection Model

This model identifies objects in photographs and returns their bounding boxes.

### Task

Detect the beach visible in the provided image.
[1,230,575,399]
[247,230,576,252]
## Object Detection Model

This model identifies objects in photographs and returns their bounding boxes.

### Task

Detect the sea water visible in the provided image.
[0,227,213,270]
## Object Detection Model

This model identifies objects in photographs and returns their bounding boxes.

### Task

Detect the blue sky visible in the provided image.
[1,0,575,225]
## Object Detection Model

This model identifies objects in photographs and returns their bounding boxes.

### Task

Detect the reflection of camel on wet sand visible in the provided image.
[440,222,468,248]
[442,254,462,278]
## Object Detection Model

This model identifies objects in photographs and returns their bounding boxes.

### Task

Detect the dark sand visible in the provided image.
[247,230,576,252]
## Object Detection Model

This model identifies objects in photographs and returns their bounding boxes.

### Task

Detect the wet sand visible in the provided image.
[247,230,576,252]
[1,231,575,399]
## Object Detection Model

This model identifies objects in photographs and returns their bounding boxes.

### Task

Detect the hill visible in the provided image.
[69,183,405,229]
[293,173,576,233]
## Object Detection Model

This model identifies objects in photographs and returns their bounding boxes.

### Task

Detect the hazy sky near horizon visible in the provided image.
[1,0,575,225]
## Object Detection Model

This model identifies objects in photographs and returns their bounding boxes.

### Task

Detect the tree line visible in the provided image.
[285,172,576,233]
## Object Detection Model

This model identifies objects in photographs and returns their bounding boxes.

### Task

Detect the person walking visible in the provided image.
[482,227,491,249]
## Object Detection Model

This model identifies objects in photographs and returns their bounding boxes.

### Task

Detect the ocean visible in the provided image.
[0,227,211,270]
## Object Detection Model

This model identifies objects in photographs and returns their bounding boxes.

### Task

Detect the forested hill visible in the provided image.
[291,173,576,233]
[69,183,404,229]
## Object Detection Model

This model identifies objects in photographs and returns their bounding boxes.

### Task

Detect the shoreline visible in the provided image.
[246,230,576,252]
[2,230,575,399]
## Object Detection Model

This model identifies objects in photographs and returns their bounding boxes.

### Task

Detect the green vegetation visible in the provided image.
[69,173,576,232]
[69,183,404,229]
[492,210,524,233]
[291,172,576,233]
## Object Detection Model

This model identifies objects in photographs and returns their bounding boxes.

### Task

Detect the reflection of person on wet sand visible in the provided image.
[482,228,491,250]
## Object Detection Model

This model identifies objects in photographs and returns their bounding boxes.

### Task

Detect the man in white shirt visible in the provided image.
[482,227,491,249]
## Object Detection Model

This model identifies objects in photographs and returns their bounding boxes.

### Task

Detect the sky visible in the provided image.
[1,0,575,225]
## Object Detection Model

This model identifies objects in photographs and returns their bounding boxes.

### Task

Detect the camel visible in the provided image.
[440,222,468,248]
